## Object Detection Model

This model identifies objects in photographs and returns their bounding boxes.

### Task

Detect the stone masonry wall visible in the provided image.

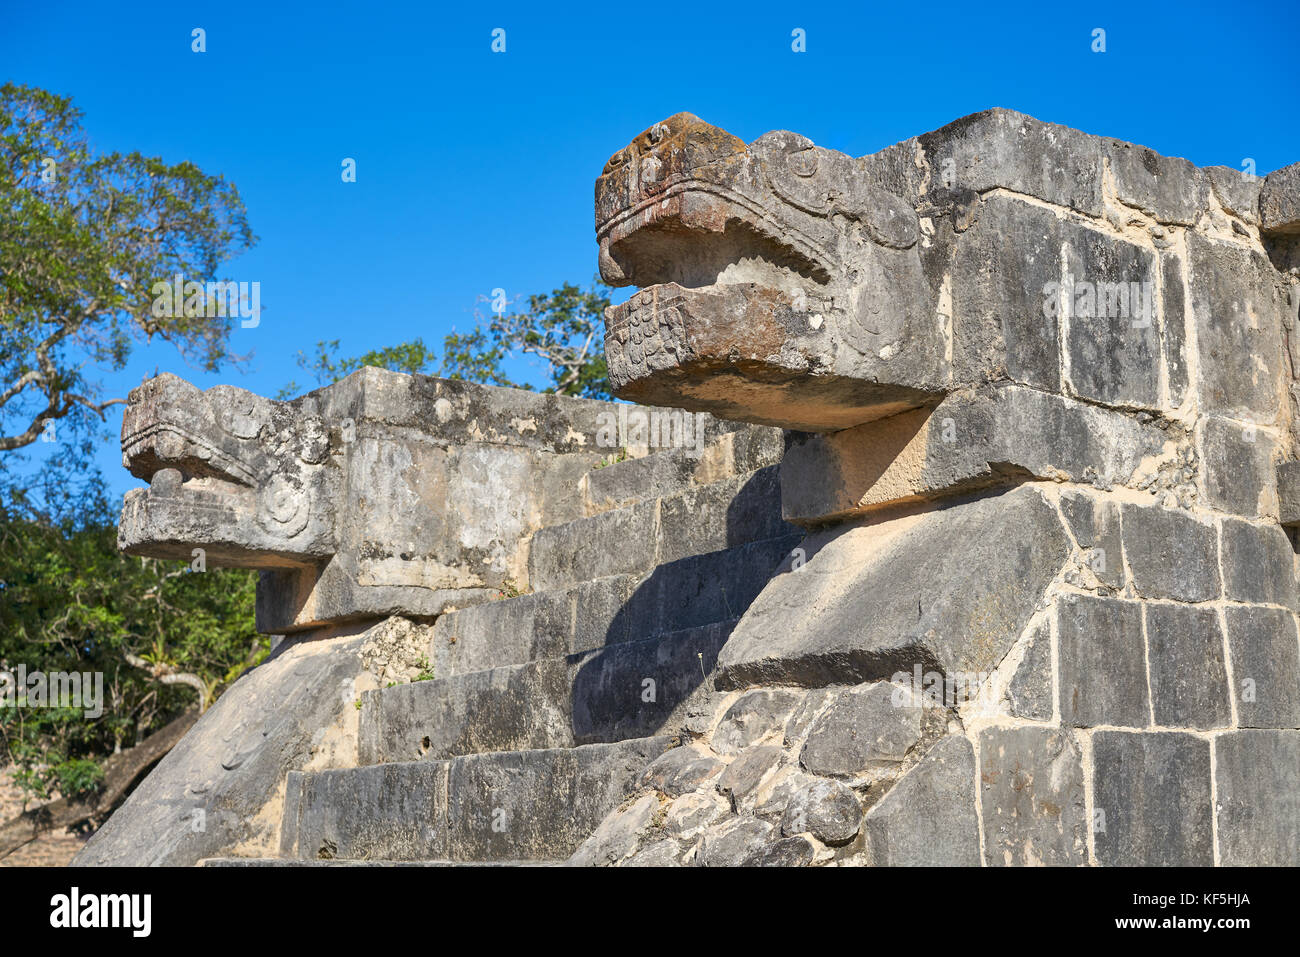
[570,109,1300,866]
[84,108,1300,867]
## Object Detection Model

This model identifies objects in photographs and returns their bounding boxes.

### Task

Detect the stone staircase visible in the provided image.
[207,423,800,865]
[96,108,1300,870]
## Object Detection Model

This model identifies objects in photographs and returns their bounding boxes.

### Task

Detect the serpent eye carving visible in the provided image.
[851,188,919,250]
[759,135,839,216]
[788,148,819,178]
[256,474,310,538]
[602,149,628,175]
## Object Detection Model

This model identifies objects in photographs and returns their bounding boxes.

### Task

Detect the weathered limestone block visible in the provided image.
[779,778,861,846]
[619,535,802,639]
[949,195,1169,406]
[286,761,449,862]
[623,840,688,867]
[1105,140,1211,227]
[740,834,818,867]
[871,109,1245,231]
[567,794,658,867]
[1275,461,1300,526]
[782,688,836,746]
[949,195,1064,393]
[1143,603,1231,729]
[1006,620,1054,720]
[579,418,781,514]
[363,620,731,761]
[1214,730,1300,866]
[865,108,1107,216]
[528,499,658,589]
[1059,218,1162,408]
[359,658,573,762]
[665,790,730,842]
[697,817,776,867]
[1058,490,1124,589]
[75,630,370,866]
[1057,595,1148,728]
[712,689,802,755]
[429,586,573,679]
[859,735,980,866]
[443,738,674,862]
[781,385,1170,524]
[1158,250,1191,406]
[1187,233,1287,423]
[567,620,733,743]
[1224,606,1300,729]
[1259,161,1300,235]
[1197,416,1277,517]
[1219,518,1297,608]
[716,485,1069,689]
[656,466,794,563]
[288,737,675,863]
[750,766,821,819]
[715,745,784,811]
[1091,731,1213,866]
[978,727,1087,867]
[1122,503,1220,602]
[528,467,796,592]
[1204,165,1262,226]
[639,746,724,798]
[799,682,921,778]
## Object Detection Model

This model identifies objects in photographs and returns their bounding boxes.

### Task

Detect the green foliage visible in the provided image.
[413,656,435,682]
[443,281,612,398]
[278,337,438,399]
[493,579,525,601]
[0,491,264,805]
[0,82,256,453]
[594,448,629,469]
[279,281,613,400]
[0,83,263,808]
[52,757,104,799]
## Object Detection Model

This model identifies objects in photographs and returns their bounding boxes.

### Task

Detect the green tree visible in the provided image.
[0,484,263,806]
[283,281,613,399]
[0,82,255,455]
[0,84,262,832]
[444,281,612,398]
[278,337,438,399]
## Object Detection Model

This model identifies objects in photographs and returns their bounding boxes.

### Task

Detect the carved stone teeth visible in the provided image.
[151,468,184,494]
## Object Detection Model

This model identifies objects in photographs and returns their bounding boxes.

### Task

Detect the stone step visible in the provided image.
[432,533,802,680]
[528,465,794,591]
[281,737,675,863]
[361,619,735,763]
[580,427,783,516]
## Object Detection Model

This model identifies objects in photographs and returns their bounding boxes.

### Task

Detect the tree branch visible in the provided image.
[125,654,211,712]
[0,708,198,859]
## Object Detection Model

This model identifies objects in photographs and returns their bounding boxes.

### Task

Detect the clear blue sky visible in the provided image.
[4,0,1298,499]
